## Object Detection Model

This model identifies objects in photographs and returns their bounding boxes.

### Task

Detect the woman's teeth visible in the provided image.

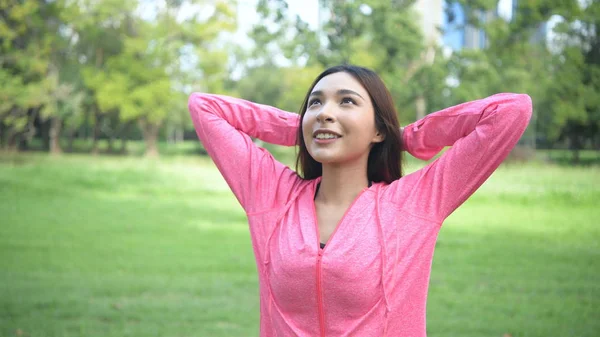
[315,133,339,139]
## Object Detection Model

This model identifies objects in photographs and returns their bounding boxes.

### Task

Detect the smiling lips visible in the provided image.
[313,129,342,140]
[312,130,341,145]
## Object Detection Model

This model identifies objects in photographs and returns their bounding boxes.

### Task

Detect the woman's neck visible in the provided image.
[316,159,370,206]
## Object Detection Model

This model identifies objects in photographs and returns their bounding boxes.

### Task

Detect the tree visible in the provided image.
[0,0,64,151]
[235,0,444,125]
[446,0,599,160]
[229,0,322,111]
[313,0,445,122]
[1,0,237,156]
[39,74,86,154]
[82,0,236,157]
[69,0,135,154]
[544,1,600,161]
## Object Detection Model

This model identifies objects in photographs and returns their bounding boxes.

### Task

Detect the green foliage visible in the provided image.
[0,0,64,141]
[1,0,598,156]
[230,0,446,123]
[543,1,600,153]
[447,0,599,156]
[228,0,324,112]
[1,0,236,154]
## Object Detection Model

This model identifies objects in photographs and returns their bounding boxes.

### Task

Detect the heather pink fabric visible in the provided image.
[188,93,532,337]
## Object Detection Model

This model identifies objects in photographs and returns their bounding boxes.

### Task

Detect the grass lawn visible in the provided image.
[0,152,598,337]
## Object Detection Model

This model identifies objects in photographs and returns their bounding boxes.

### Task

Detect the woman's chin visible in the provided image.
[309,151,340,165]
[309,150,355,166]
[309,148,368,167]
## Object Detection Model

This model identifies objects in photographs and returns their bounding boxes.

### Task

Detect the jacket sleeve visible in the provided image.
[394,93,532,222]
[188,93,301,214]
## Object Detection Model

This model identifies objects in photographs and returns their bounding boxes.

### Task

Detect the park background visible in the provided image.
[1,0,598,336]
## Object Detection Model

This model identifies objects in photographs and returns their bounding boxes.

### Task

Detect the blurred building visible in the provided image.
[442,0,549,51]
[413,0,444,47]
[442,1,494,50]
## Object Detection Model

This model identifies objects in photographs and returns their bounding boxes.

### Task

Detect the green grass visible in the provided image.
[0,153,598,337]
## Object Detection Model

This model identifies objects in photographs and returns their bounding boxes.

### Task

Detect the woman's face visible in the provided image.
[302,72,384,165]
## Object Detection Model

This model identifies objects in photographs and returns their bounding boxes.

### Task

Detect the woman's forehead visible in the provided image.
[311,72,368,96]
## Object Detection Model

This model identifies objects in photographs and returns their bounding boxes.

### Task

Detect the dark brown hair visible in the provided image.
[295,64,404,183]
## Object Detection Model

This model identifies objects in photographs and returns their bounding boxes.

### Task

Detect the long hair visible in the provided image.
[295,65,404,183]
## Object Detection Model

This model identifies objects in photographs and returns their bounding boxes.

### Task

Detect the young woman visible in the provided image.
[188,65,532,337]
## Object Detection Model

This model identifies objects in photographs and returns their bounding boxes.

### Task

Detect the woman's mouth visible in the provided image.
[313,132,341,144]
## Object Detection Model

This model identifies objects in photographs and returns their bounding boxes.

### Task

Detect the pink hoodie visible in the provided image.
[188,93,532,337]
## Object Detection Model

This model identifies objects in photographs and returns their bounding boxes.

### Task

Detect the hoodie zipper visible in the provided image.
[316,249,326,337]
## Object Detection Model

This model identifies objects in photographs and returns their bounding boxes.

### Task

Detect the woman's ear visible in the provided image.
[373,130,386,143]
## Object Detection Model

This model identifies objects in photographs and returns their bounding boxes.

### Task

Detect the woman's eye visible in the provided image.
[308,99,321,107]
[341,97,356,105]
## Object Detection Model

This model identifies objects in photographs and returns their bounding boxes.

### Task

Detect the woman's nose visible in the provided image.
[316,104,336,123]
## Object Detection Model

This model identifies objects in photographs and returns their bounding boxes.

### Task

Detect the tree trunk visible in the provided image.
[168,127,184,144]
[0,119,5,148]
[139,120,160,157]
[49,117,63,155]
[91,110,101,155]
[66,128,76,152]
[119,136,128,155]
[2,108,20,151]
[23,108,39,151]
[40,119,50,151]
[107,136,115,153]
[5,130,19,152]
[415,94,427,120]
[83,107,91,141]
[177,127,184,143]
[118,121,133,154]
[569,134,582,164]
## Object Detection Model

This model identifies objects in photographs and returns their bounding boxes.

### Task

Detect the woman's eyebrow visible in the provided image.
[309,89,364,99]
[337,89,364,99]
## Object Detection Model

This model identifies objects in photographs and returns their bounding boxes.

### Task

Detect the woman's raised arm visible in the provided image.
[394,93,533,222]
[188,93,301,214]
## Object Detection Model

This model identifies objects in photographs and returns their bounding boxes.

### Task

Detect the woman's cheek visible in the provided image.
[301,115,314,140]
